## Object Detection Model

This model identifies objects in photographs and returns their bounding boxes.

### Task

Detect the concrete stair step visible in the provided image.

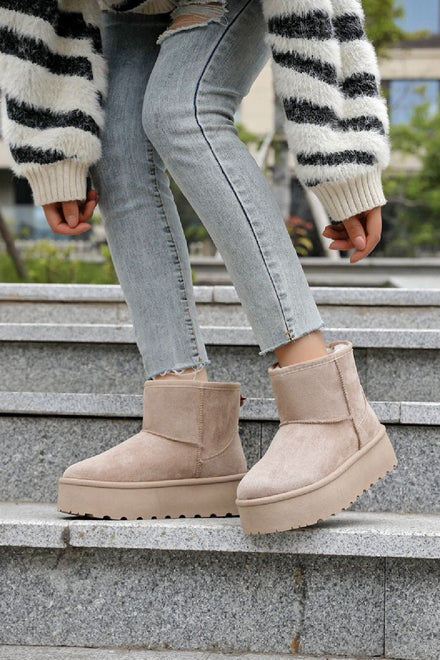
[1,503,438,558]
[0,394,438,513]
[2,284,440,329]
[0,503,438,659]
[0,648,368,660]
[0,501,440,556]
[2,322,440,347]
[1,323,439,400]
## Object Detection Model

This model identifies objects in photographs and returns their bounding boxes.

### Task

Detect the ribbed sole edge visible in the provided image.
[57,474,246,520]
[236,431,398,535]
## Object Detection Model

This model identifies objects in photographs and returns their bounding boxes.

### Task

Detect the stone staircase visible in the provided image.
[0,284,439,660]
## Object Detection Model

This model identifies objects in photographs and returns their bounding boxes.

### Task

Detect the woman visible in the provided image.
[0,0,397,533]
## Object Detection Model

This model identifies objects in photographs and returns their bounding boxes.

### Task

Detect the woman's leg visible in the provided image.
[142,0,325,360]
[89,10,211,380]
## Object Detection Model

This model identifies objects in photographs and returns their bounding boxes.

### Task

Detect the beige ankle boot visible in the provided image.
[58,380,247,519]
[236,340,397,534]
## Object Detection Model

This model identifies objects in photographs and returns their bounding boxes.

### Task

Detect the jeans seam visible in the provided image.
[258,320,326,356]
[148,141,204,362]
[192,0,296,340]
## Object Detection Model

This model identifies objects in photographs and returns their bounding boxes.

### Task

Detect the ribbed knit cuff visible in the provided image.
[308,167,387,222]
[26,160,89,206]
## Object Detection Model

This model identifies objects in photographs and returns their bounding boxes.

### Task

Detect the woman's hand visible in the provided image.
[322,206,382,263]
[43,189,100,235]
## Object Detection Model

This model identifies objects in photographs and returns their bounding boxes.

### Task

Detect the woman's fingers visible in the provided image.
[43,192,99,235]
[322,225,349,240]
[44,202,91,235]
[343,215,367,251]
[44,203,66,233]
[322,207,382,262]
[329,238,355,250]
[322,223,346,234]
[79,190,100,222]
[349,207,382,264]
[62,200,80,228]
[323,222,351,248]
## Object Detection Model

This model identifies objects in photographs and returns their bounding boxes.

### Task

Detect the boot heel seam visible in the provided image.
[356,389,369,428]
[195,386,204,478]
[335,358,362,450]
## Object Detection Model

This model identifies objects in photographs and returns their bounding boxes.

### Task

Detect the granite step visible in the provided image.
[0,648,375,660]
[0,393,438,513]
[1,283,440,329]
[0,503,438,659]
[1,322,439,401]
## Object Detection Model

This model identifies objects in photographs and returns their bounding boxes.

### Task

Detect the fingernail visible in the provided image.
[354,236,365,250]
[66,215,77,224]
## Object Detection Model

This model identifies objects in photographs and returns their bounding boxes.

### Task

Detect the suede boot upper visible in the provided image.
[63,380,248,482]
[237,341,384,501]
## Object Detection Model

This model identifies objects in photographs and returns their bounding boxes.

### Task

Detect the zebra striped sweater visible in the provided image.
[0,0,391,222]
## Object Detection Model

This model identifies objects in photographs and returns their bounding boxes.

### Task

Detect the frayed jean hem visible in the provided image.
[257,321,327,358]
[145,358,212,380]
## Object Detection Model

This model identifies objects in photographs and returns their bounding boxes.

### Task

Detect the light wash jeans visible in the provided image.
[89,0,325,381]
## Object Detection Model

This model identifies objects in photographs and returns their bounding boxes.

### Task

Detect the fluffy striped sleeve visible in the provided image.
[261,0,391,222]
[0,0,107,206]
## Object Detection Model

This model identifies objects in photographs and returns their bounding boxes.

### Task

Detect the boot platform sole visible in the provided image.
[58,472,246,520]
[236,429,397,534]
